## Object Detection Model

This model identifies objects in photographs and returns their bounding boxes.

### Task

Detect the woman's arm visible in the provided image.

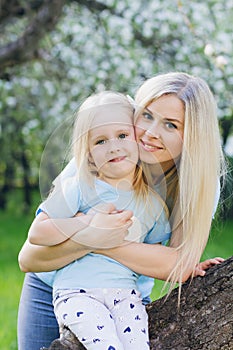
[18,238,91,272]
[95,242,191,282]
[169,224,182,248]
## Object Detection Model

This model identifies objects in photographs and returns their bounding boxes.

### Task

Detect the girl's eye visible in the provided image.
[142,112,153,121]
[118,133,128,139]
[95,139,106,145]
[165,121,177,129]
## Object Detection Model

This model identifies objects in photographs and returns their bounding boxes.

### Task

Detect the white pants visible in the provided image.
[54,288,150,350]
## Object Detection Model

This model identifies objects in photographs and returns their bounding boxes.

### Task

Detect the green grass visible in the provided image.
[0,211,31,350]
[0,204,232,349]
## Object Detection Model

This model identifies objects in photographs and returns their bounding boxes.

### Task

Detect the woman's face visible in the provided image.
[135,94,184,166]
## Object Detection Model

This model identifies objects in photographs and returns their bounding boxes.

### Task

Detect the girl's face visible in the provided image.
[135,94,184,166]
[89,106,138,188]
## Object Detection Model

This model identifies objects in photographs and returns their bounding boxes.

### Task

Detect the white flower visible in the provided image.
[215,55,228,68]
[6,96,17,107]
[204,44,214,56]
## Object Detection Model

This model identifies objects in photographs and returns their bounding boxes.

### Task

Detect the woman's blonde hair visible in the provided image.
[72,91,150,201]
[134,72,226,299]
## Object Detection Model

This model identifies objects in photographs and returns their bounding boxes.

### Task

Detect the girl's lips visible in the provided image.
[140,139,163,152]
[109,156,126,162]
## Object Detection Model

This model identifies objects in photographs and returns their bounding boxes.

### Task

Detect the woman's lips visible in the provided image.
[140,139,163,152]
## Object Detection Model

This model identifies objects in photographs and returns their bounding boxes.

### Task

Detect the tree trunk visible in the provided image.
[148,256,233,350]
[42,256,233,350]
[0,162,15,210]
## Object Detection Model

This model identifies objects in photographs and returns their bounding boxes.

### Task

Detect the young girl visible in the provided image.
[28,91,172,350]
[18,72,225,349]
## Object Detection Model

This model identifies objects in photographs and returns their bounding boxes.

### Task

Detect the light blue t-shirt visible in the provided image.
[37,173,171,300]
[36,158,220,301]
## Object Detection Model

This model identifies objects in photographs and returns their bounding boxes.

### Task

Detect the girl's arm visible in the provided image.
[28,211,93,246]
[19,207,133,272]
[28,204,133,247]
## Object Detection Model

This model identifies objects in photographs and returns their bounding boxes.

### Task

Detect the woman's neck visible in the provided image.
[147,159,177,185]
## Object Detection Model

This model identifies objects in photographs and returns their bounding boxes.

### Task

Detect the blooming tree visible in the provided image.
[0,0,232,210]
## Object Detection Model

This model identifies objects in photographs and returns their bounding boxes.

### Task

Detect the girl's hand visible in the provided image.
[194,257,225,277]
[71,203,133,249]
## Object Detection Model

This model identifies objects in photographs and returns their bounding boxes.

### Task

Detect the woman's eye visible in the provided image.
[142,112,153,121]
[165,122,177,129]
[118,133,128,139]
[95,139,106,145]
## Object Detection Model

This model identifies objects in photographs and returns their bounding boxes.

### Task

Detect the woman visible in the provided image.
[18,72,225,349]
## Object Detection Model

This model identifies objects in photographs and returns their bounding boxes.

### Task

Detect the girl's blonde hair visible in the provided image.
[134,72,226,299]
[72,91,150,201]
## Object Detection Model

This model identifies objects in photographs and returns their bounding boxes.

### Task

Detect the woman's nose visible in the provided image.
[145,125,160,138]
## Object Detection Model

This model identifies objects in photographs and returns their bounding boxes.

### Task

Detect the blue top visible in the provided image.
[37,168,171,300]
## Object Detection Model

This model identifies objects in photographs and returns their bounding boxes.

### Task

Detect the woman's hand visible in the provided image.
[194,257,224,277]
[71,203,133,249]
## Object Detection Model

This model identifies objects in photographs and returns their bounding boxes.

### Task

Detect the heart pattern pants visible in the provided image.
[54,288,150,349]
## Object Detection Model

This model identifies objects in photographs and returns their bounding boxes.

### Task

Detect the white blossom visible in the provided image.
[204,44,214,57]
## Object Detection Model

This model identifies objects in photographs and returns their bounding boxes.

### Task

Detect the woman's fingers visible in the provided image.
[194,257,225,277]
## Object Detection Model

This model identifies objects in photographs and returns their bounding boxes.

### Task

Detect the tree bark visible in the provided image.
[42,256,233,350]
[148,256,233,350]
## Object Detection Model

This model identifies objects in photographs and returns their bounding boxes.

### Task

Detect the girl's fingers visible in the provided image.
[118,210,133,221]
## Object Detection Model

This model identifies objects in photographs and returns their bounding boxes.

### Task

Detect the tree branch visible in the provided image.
[0,0,66,71]
[0,0,44,23]
[72,0,123,16]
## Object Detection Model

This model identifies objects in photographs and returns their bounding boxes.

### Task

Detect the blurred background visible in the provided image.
[0,1,232,349]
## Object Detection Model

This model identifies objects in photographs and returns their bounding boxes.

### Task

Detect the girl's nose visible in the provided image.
[108,139,121,153]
